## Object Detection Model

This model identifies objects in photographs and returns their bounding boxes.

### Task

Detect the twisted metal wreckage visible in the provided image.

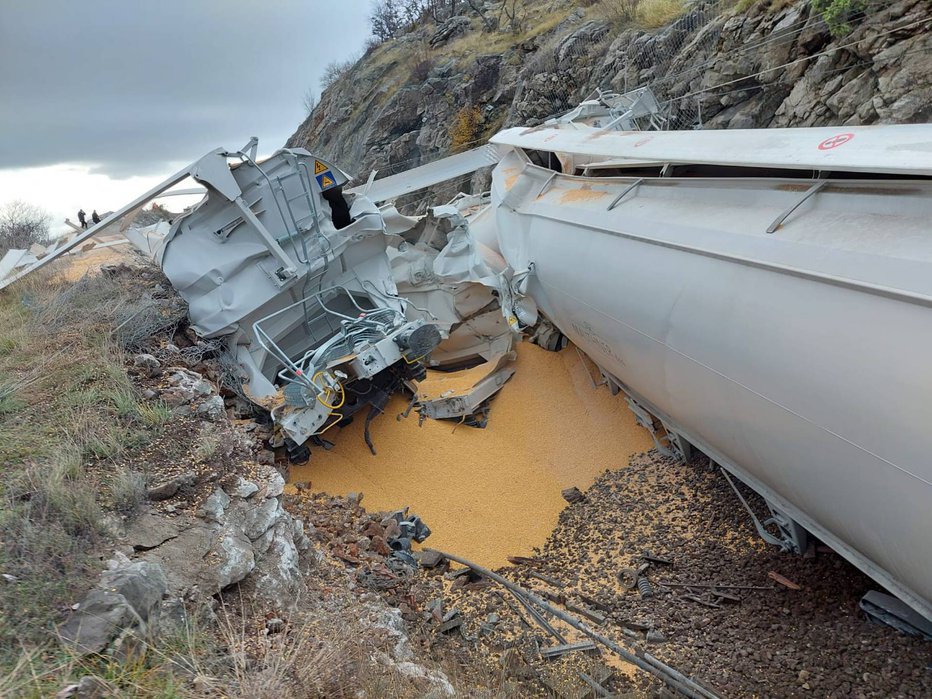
[1,136,526,457]
[4,89,932,639]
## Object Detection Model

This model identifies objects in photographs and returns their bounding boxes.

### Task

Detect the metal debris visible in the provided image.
[508,555,547,566]
[860,591,932,640]
[565,602,607,626]
[642,552,673,566]
[659,581,773,591]
[431,549,722,699]
[617,568,638,591]
[637,577,654,599]
[682,594,722,609]
[540,641,599,659]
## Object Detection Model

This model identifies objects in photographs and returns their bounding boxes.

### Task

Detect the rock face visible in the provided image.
[59,556,168,656]
[287,0,930,206]
[61,464,311,656]
[126,466,311,610]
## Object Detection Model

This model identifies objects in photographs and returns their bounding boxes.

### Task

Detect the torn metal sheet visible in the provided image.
[387,204,517,368]
[150,144,442,448]
[383,201,520,424]
[860,591,932,640]
[351,143,503,203]
[415,355,516,426]
[0,149,239,291]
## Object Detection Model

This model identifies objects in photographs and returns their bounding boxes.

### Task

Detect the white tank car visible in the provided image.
[488,124,932,622]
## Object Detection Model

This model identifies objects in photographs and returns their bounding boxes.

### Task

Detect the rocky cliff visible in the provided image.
[287,0,930,202]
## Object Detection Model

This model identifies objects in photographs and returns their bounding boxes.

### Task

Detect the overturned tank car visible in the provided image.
[153,145,448,450]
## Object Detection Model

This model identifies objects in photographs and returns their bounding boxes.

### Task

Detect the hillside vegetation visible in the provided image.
[288,0,930,211]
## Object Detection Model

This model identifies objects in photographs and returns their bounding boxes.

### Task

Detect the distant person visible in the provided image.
[91,210,100,225]
[77,209,87,229]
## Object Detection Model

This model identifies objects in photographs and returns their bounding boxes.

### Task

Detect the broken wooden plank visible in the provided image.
[617,619,651,633]
[577,593,612,612]
[540,641,599,659]
[527,570,566,588]
[539,588,566,605]
[768,571,802,590]
[508,555,546,566]
[566,602,607,626]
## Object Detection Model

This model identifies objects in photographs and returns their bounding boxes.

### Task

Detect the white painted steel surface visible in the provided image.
[490,144,932,621]
[351,144,503,203]
[492,124,932,176]
[0,150,235,291]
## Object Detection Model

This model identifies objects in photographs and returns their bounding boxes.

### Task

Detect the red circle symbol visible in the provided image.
[818,133,854,150]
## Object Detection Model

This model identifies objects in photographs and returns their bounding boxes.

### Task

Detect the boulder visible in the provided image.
[132,354,160,369]
[146,472,195,501]
[429,16,471,48]
[59,558,167,656]
[59,590,136,655]
[196,395,225,419]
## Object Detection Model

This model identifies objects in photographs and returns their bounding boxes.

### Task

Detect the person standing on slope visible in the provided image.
[77,209,87,229]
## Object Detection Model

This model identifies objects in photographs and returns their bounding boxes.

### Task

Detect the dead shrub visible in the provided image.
[110,469,147,514]
[450,104,483,152]
[637,0,687,27]
[410,57,433,82]
[599,0,641,25]
[211,601,357,699]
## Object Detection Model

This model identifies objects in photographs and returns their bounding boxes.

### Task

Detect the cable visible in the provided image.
[666,15,930,105]
[640,0,899,94]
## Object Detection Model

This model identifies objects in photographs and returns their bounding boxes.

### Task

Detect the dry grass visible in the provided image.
[0,264,446,698]
[729,0,761,12]
[0,264,179,684]
[636,0,688,27]
[598,0,689,28]
[598,0,641,25]
[443,4,575,63]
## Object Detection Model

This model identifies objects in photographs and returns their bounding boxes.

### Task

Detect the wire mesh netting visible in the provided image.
[508,0,731,130]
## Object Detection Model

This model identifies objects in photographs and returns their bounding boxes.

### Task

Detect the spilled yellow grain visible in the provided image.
[288,342,652,568]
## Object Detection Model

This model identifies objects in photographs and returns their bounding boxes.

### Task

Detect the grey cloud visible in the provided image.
[0,0,370,177]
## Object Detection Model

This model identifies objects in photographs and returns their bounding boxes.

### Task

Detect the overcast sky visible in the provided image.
[0,1,371,232]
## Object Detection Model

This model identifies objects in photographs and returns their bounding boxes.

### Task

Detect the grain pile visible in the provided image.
[288,342,653,568]
[441,452,932,698]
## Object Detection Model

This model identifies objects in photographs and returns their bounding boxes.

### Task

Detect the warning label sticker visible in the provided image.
[314,160,328,175]
[316,172,336,190]
[818,133,854,150]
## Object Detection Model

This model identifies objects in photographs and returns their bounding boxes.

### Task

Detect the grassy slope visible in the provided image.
[0,268,514,698]
[0,267,178,696]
